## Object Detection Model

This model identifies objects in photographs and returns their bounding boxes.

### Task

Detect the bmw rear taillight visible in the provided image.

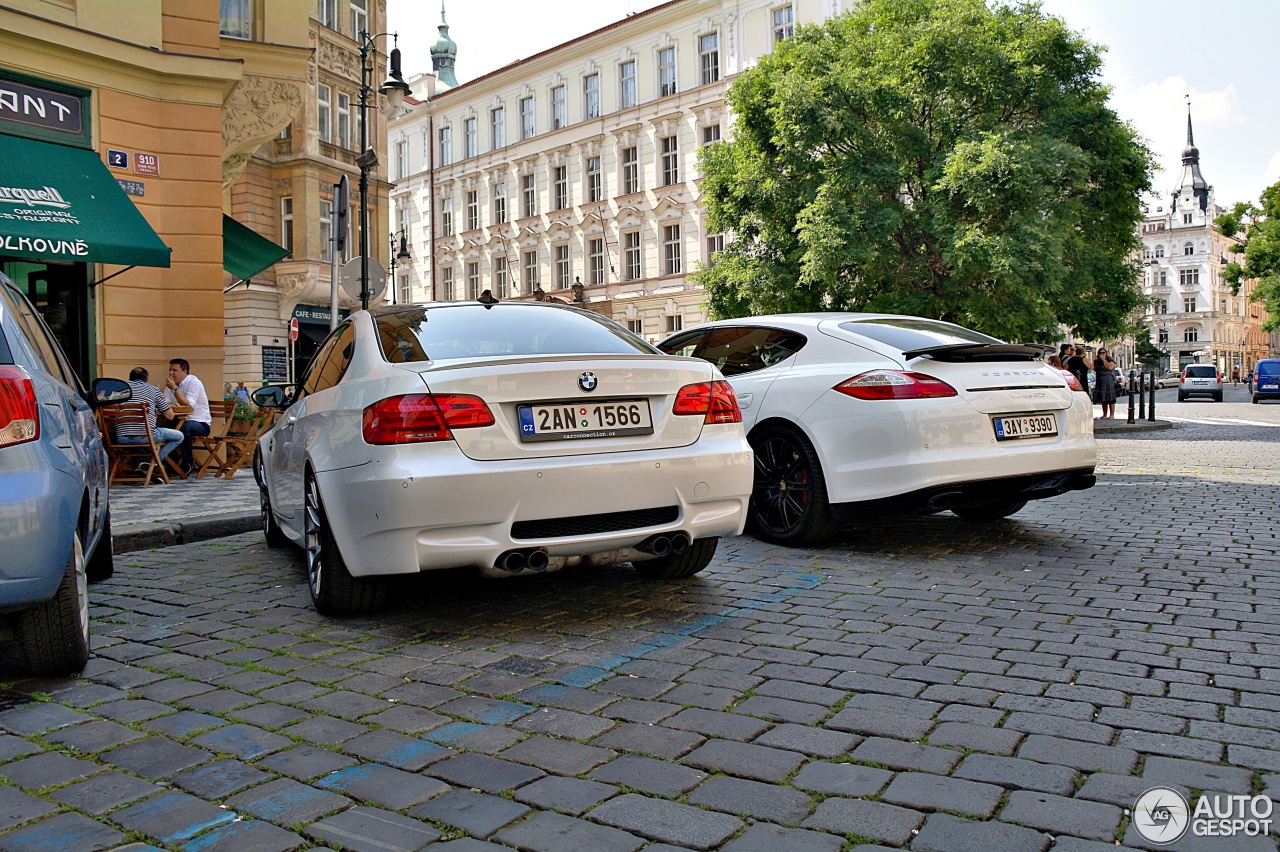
[0,365,39,447]
[362,393,495,445]
[672,380,742,424]
[834,370,958,400]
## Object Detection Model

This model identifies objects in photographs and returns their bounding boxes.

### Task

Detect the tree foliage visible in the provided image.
[1215,183,1280,331]
[694,0,1153,342]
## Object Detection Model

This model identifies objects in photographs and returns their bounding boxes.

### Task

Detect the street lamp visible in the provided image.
[388,229,411,304]
[357,31,412,310]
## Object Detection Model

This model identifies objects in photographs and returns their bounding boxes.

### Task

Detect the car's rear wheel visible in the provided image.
[952,500,1027,523]
[1214,392,1223,402]
[19,530,90,676]
[1177,393,1187,401]
[748,425,838,546]
[1253,396,1260,404]
[635,537,719,580]
[85,510,114,583]
[304,474,384,616]
[255,451,288,548]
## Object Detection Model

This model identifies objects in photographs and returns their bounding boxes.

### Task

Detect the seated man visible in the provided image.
[117,367,184,473]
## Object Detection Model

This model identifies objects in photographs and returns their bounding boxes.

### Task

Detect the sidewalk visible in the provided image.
[1093,416,1172,434]
[109,470,259,553]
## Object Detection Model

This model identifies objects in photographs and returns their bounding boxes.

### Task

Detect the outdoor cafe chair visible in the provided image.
[100,404,169,487]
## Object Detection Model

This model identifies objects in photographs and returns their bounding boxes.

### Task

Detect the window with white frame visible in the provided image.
[395,139,408,180]
[1154,299,1168,314]
[1183,296,1197,312]
[706,232,724,265]
[465,190,478,231]
[773,5,794,43]
[702,124,721,145]
[317,84,332,143]
[588,238,604,285]
[220,0,253,39]
[1156,269,1167,286]
[699,33,720,85]
[398,273,410,304]
[317,0,336,30]
[554,244,570,288]
[553,166,568,210]
[661,136,679,186]
[551,85,567,129]
[521,174,537,217]
[584,73,600,119]
[659,47,677,97]
[1184,241,1194,256]
[493,182,507,224]
[441,266,455,300]
[586,156,602,203]
[522,249,537,292]
[349,0,366,37]
[627,318,643,335]
[666,314,683,332]
[520,96,535,139]
[440,197,453,236]
[491,106,505,149]
[1155,244,1165,257]
[663,224,682,275]
[280,197,294,255]
[1183,213,1193,224]
[495,255,508,294]
[466,261,480,299]
[620,60,637,108]
[622,146,639,194]
[320,199,333,262]
[1184,327,1198,342]
[438,125,452,166]
[464,117,478,158]
[623,230,641,280]
[1180,268,1199,287]
[337,92,351,148]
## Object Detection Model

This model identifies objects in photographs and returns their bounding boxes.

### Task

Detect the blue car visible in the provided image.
[0,272,130,675]
[1253,359,1280,404]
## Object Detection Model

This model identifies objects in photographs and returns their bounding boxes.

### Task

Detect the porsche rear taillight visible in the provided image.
[1057,369,1083,392]
[833,370,958,400]
[672,380,742,424]
[0,365,39,447]
[362,393,494,445]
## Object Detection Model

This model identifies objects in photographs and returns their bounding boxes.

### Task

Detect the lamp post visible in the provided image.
[388,229,411,304]
[357,30,412,310]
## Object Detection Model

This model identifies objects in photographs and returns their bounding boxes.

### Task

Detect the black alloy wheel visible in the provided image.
[304,474,384,616]
[255,451,288,548]
[748,426,837,546]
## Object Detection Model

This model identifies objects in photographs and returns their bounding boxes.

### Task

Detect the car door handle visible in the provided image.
[736,392,753,409]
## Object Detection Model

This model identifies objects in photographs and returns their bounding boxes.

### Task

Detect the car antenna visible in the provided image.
[477,289,500,309]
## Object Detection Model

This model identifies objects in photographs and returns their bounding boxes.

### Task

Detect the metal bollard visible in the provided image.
[1138,372,1146,420]
[1127,370,1136,424]
[1148,371,1156,421]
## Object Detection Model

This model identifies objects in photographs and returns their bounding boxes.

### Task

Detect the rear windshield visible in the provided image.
[375,304,657,363]
[1185,365,1217,378]
[839,317,1002,351]
[1257,361,1280,377]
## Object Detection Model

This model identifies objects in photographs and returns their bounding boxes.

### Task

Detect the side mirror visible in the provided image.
[91,377,131,407]
[252,385,289,409]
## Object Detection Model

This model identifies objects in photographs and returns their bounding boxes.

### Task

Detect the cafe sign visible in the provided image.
[0,70,91,148]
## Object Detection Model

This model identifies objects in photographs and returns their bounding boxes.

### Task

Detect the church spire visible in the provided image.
[430,1,459,90]
[1173,100,1210,212]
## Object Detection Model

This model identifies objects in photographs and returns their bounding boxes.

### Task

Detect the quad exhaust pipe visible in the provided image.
[495,548,549,573]
[637,532,690,556]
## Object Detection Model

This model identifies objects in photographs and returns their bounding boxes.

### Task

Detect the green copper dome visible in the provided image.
[431,2,458,89]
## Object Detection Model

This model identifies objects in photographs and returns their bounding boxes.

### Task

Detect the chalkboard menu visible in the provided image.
[261,346,288,382]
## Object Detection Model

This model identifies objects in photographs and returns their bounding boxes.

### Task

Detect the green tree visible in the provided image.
[1216,183,1280,331]
[695,0,1152,342]
[1135,338,1167,372]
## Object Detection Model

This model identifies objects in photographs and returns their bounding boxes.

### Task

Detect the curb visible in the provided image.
[113,512,259,555]
[1094,419,1174,435]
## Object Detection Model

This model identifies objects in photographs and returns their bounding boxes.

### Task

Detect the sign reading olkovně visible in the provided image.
[0,184,87,259]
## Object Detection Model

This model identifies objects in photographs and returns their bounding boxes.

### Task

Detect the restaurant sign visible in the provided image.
[0,70,91,148]
[0,183,88,260]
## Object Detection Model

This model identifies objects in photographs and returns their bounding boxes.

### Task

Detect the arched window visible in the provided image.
[1158,329,1168,343]
[1183,327,1198,342]
[1184,242,1194,256]
[1155,245,1165,258]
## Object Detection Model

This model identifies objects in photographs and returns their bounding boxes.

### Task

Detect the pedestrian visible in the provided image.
[1065,345,1091,399]
[1046,353,1063,369]
[234,381,251,403]
[165,358,212,477]
[1092,347,1118,419]
[1232,368,1240,385]
[117,367,184,473]
[1058,343,1072,366]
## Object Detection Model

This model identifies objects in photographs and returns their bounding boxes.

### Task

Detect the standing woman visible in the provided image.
[1093,347,1118,419]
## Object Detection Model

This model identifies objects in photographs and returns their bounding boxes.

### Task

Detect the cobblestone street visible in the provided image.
[2,406,1279,851]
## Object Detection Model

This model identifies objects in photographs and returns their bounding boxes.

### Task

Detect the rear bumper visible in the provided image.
[833,466,1096,519]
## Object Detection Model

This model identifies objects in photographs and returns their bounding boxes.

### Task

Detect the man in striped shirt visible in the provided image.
[117,367,184,469]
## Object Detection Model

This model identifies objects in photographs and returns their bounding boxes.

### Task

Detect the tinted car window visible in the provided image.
[658,329,706,358]
[840,318,1001,352]
[8,284,78,391]
[696,327,807,376]
[309,323,356,393]
[1255,361,1279,377]
[377,304,657,362]
[300,329,343,397]
[1184,365,1216,378]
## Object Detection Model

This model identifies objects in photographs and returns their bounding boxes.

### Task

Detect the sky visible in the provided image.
[388,0,1280,208]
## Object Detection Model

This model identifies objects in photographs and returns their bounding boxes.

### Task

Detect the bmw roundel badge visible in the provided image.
[578,371,598,392]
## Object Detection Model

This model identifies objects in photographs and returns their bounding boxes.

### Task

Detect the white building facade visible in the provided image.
[388,0,841,341]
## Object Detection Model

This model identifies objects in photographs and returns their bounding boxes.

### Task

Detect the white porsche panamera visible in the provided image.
[658,314,1097,545]
[252,301,753,615]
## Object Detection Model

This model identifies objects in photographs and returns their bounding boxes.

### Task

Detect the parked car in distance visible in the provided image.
[658,313,1096,545]
[1156,371,1180,389]
[253,301,753,616]
[0,272,131,675]
[1178,364,1222,402]
[1252,358,1280,403]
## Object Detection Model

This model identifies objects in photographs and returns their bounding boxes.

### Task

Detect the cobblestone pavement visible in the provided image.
[1,411,1279,852]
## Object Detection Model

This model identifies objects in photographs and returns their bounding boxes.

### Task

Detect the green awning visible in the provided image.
[0,133,170,267]
[222,214,288,281]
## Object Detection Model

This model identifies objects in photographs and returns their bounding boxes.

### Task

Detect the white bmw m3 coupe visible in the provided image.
[253,301,753,615]
[659,314,1096,545]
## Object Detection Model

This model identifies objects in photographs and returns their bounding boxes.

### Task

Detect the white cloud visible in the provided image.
[1264,150,1280,189]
